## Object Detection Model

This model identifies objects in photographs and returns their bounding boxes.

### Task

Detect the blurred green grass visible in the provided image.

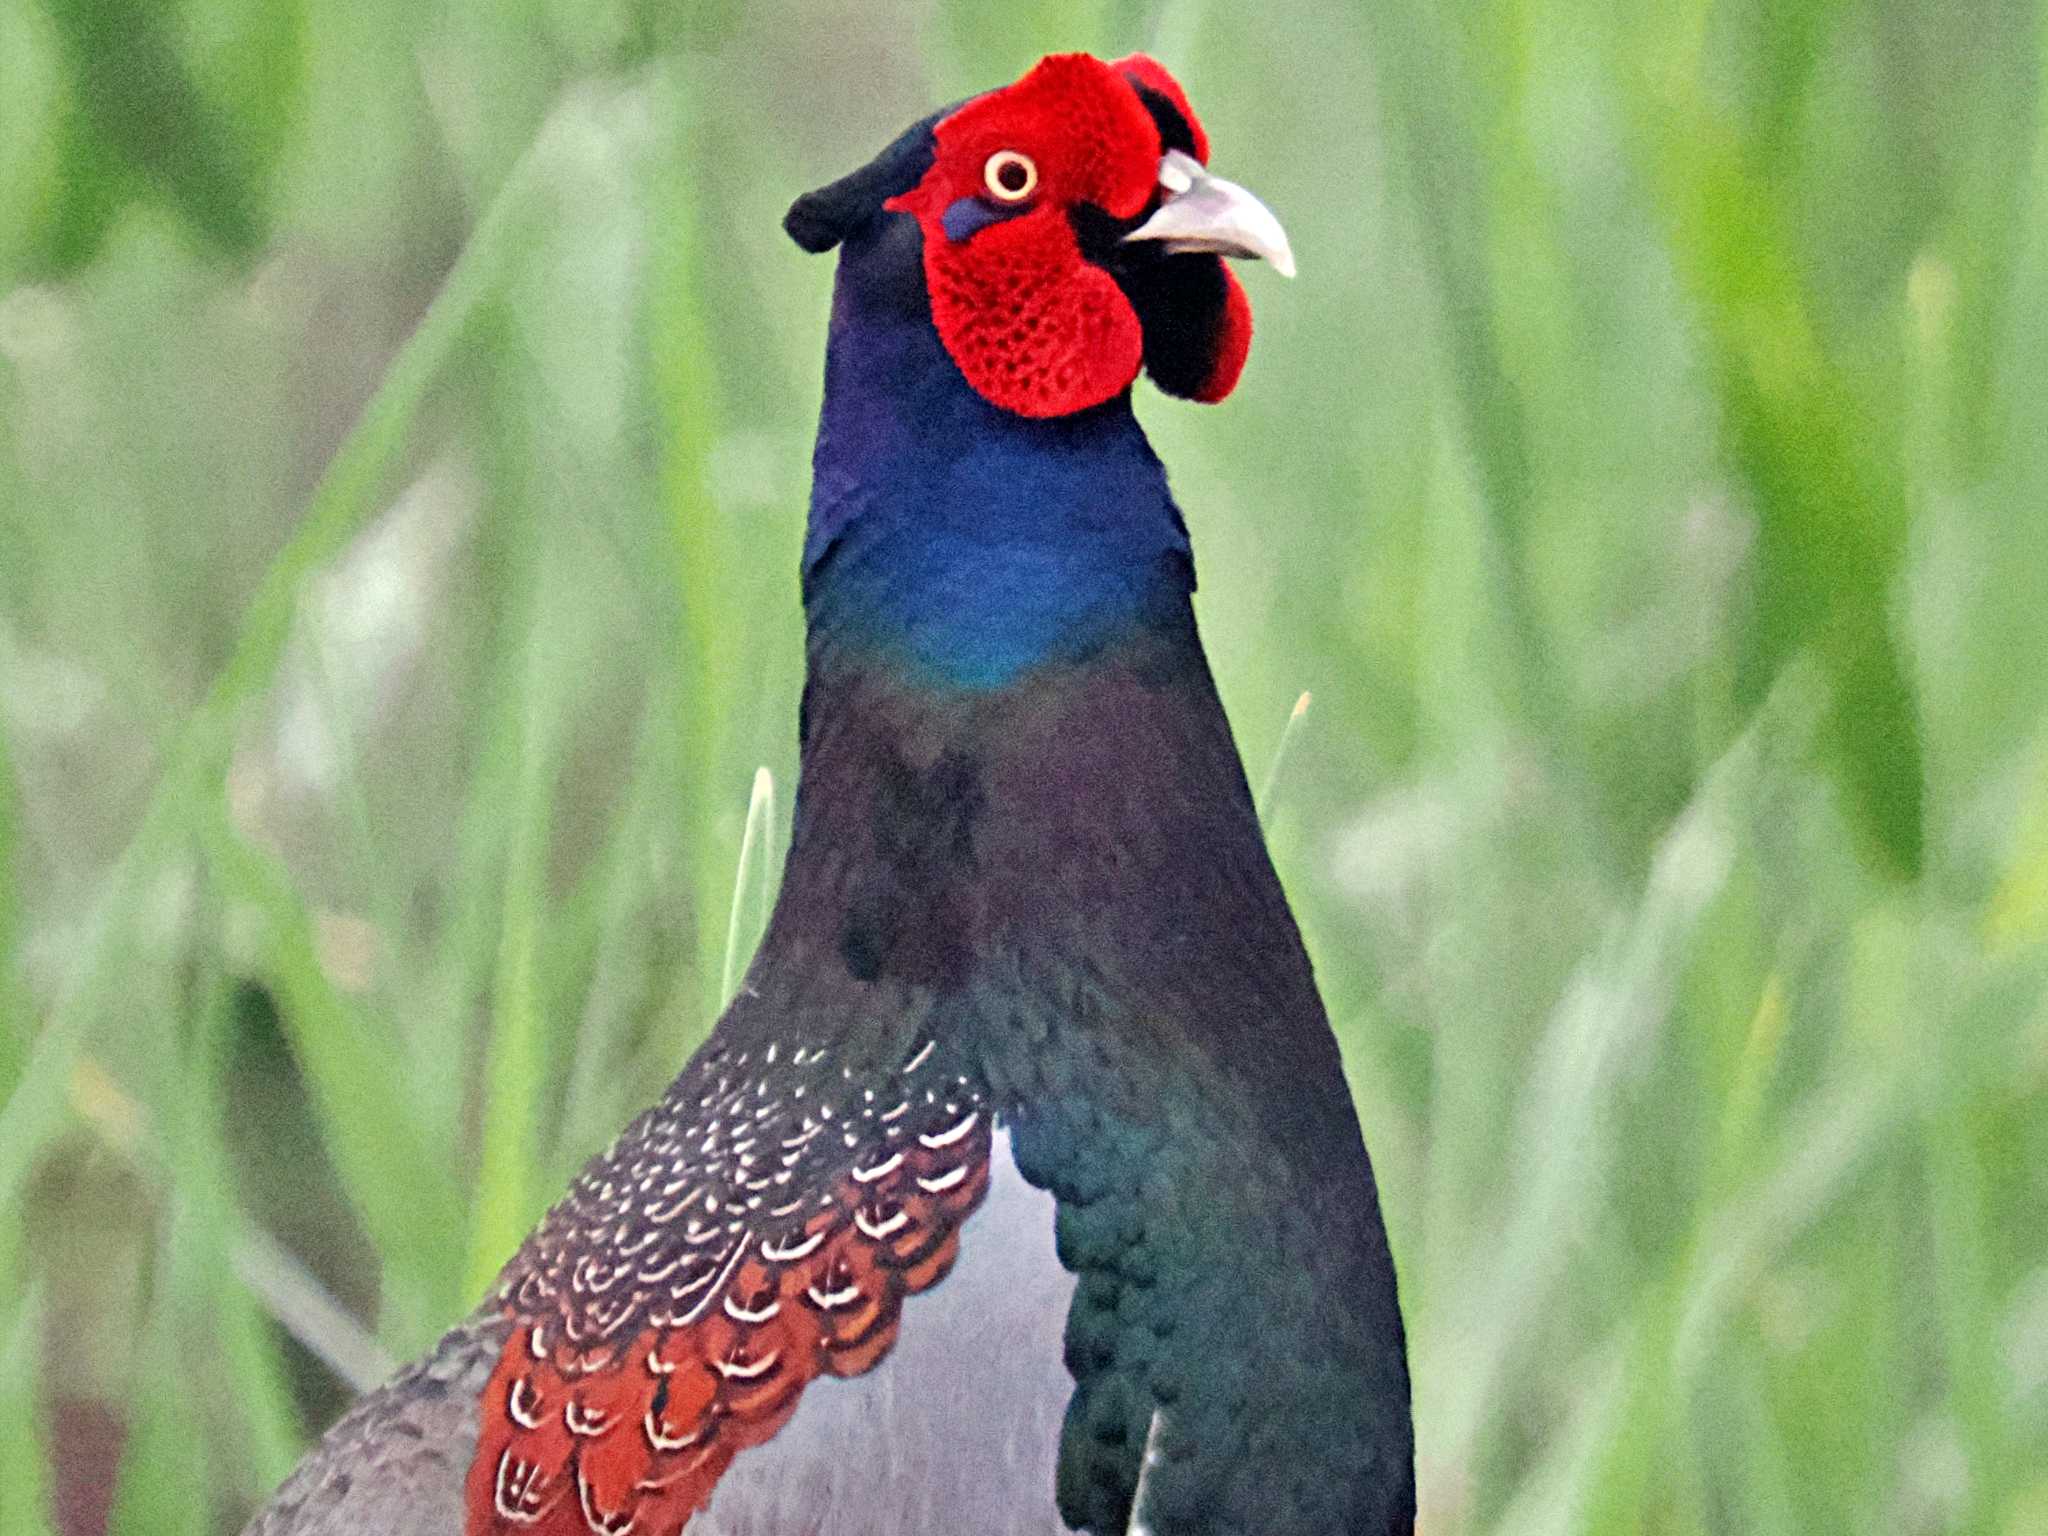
[2,0,2046,1532]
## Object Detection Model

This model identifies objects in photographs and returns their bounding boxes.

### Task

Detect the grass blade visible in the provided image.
[1255,690,1312,826]
[721,767,778,1004]
[0,86,556,1233]
[0,1273,55,1536]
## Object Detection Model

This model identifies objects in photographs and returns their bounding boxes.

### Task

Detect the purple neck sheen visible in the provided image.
[800,211,1195,691]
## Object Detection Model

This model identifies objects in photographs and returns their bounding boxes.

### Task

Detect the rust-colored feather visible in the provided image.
[465,1038,991,1536]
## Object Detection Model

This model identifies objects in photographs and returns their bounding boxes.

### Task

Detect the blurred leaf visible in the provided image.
[1358,0,1536,553]
[183,0,306,199]
[0,1015,86,1266]
[0,46,538,1253]
[159,969,304,1503]
[24,94,136,275]
[648,73,742,1026]
[461,80,674,1282]
[107,1250,215,1536]
[0,704,23,1097]
[1569,1283,1681,1535]
[1896,0,2038,481]
[38,0,270,261]
[206,812,467,1339]
[107,993,228,1536]
[228,1220,394,1398]
[1353,0,1606,856]
[550,707,692,1176]
[1425,674,1810,1477]
[0,1271,57,1536]
[1620,2,1927,879]
[466,594,562,1298]
[1899,913,2021,1524]
[1988,748,2048,953]
[632,0,742,54]
[1673,1073,1898,1389]
[0,1,67,280]
[930,0,1119,97]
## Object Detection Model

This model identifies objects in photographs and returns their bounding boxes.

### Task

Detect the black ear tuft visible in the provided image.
[1126,81,1201,160]
[782,106,955,253]
[784,189,853,253]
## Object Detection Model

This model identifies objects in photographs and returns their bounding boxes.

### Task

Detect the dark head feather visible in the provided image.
[1127,81,1201,159]
[783,107,956,253]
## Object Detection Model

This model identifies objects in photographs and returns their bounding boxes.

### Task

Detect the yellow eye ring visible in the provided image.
[983,150,1038,203]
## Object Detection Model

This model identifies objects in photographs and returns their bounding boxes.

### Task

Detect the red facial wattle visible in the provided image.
[893,188,1148,421]
[1199,272,1252,400]
[886,53,1259,419]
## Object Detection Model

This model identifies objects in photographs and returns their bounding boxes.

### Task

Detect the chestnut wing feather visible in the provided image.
[465,1038,993,1536]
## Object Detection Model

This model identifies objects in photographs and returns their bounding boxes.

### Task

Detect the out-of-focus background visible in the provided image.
[2,0,2045,1531]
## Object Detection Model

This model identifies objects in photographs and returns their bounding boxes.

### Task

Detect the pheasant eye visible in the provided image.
[983,150,1038,202]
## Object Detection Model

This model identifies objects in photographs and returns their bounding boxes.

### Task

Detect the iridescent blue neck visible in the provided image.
[800,215,1193,691]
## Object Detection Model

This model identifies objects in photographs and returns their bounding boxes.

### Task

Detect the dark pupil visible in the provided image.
[998,159,1029,193]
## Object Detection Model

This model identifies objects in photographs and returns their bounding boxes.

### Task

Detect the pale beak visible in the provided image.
[1122,150,1296,278]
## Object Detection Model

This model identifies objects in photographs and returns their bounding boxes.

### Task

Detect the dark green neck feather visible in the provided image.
[735,620,1413,1534]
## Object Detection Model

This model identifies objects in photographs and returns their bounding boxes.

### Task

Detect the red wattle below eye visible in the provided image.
[909,206,1146,419]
